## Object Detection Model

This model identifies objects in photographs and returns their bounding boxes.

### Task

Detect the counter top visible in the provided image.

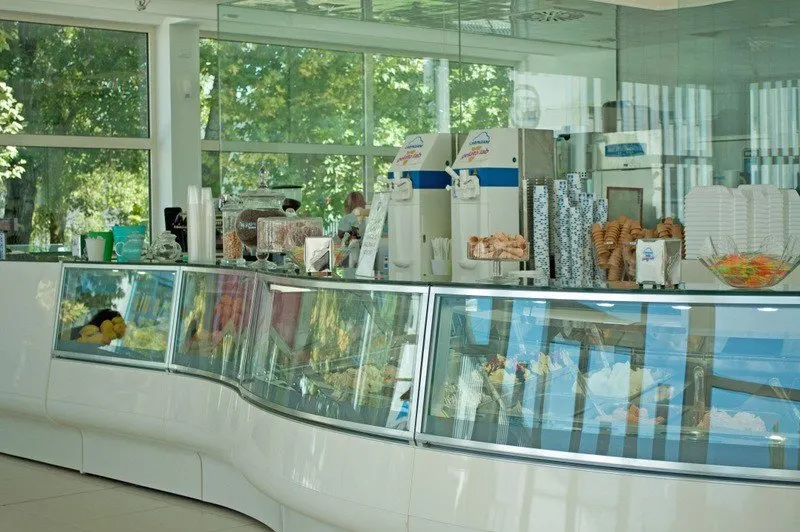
[5,256,800,297]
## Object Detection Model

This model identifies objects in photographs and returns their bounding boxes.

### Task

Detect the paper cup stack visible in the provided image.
[532,185,550,279]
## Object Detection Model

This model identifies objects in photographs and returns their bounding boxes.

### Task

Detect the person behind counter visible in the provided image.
[336,191,367,242]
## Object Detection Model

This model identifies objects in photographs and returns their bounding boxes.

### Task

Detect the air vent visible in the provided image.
[513,9,584,22]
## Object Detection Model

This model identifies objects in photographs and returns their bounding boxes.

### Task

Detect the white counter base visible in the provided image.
[1,261,798,532]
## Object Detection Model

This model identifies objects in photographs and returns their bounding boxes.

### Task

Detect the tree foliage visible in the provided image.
[203,38,511,226]
[0,26,25,193]
[0,21,149,246]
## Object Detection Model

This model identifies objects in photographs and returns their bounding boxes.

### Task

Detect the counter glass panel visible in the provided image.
[172,269,256,382]
[54,265,178,366]
[421,293,800,479]
[242,282,423,435]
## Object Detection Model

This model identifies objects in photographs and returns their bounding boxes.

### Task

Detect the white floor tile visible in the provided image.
[0,453,272,531]
[0,506,85,532]
[0,473,107,505]
[80,505,252,532]
[10,487,171,524]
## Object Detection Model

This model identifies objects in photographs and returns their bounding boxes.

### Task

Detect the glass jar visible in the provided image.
[150,231,183,262]
[235,168,286,261]
[220,195,244,266]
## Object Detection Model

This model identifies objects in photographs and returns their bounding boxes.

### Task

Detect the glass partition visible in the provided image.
[172,268,256,383]
[54,265,178,368]
[420,289,800,482]
[242,279,426,437]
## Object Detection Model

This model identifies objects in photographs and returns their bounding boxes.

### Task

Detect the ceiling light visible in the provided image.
[672,305,692,311]
[757,307,779,312]
[596,302,615,308]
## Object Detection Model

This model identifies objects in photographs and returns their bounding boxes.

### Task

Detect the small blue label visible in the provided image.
[642,247,655,262]
[605,143,646,157]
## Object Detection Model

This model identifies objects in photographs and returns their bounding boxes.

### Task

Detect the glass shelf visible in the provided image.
[49,262,800,481]
[171,268,257,383]
[53,264,179,368]
[241,277,427,438]
[418,288,800,482]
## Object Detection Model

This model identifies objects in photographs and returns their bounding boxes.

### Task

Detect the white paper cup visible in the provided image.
[85,237,106,262]
[431,259,451,276]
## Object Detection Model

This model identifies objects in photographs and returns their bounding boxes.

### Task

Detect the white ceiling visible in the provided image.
[0,0,220,29]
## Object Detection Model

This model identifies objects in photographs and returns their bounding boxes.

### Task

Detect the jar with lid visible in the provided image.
[235,167,286,268]
[220,195,245,266]
[149,231,183,262]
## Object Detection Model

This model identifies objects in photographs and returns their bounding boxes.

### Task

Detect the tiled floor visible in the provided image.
[0,453,273,532]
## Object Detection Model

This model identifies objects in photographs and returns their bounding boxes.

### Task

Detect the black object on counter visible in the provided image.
[165,208,187,252]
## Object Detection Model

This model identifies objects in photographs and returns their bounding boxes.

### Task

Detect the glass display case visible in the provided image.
[171,267,257,384]
[417,287,800,482]
[53,264,179,368]
[241,277,428,438]
[51,263,800,482]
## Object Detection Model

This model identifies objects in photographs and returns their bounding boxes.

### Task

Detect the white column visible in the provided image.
[152,19,201,233]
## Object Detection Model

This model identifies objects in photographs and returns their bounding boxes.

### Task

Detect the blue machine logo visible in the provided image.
[642,247,655,262]
[470,131,491,145]
[404,136,424,149]
[605,142,646,157]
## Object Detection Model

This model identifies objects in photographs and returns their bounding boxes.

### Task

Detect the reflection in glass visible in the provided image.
[173,271,255,381]
[242,285,422,432]
[55,267,177,365]
[424,295,800,476]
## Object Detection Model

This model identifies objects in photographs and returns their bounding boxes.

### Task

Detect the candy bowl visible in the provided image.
[698,236,800,289]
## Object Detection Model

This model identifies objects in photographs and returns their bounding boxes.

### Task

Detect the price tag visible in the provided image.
[356,192,390,278]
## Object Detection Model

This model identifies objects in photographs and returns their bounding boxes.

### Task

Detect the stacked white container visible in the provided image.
[685,184,800,259]
[783,189,800,243]
[684,186,729,259]
[740,185,772,251]
[730,188,749,251]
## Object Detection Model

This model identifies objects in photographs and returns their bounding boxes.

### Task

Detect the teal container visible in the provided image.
[112,225,147,262]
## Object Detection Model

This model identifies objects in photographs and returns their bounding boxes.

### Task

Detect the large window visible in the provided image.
[0,19,150,248]
[201,36,514,226]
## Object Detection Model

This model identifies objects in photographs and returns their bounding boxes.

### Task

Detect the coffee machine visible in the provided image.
[448,128,555,282]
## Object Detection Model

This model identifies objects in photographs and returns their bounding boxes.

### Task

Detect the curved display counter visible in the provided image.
[0,260,798,532]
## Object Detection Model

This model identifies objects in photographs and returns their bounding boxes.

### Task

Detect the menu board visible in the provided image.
[356,192,390,278]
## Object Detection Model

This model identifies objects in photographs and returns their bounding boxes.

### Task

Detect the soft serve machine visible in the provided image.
[446,127,555,282]
[384,133,454,281]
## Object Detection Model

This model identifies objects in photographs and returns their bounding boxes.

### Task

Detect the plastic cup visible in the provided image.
[85,237,107,262]
[431,259,451,276]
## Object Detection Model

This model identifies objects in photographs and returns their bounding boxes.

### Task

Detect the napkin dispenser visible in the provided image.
[636,238,682,286]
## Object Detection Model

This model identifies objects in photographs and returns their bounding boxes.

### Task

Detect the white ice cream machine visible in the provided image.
[448,128,555,283]
[385,133,454,281]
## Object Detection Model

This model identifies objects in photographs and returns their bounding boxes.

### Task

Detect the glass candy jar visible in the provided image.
[150,231,183,262]
[235,168,286,266]
[220,195,245,266]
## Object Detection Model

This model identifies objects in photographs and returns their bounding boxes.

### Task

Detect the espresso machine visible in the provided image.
[384,133,454,281]
[447,128,555,282]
